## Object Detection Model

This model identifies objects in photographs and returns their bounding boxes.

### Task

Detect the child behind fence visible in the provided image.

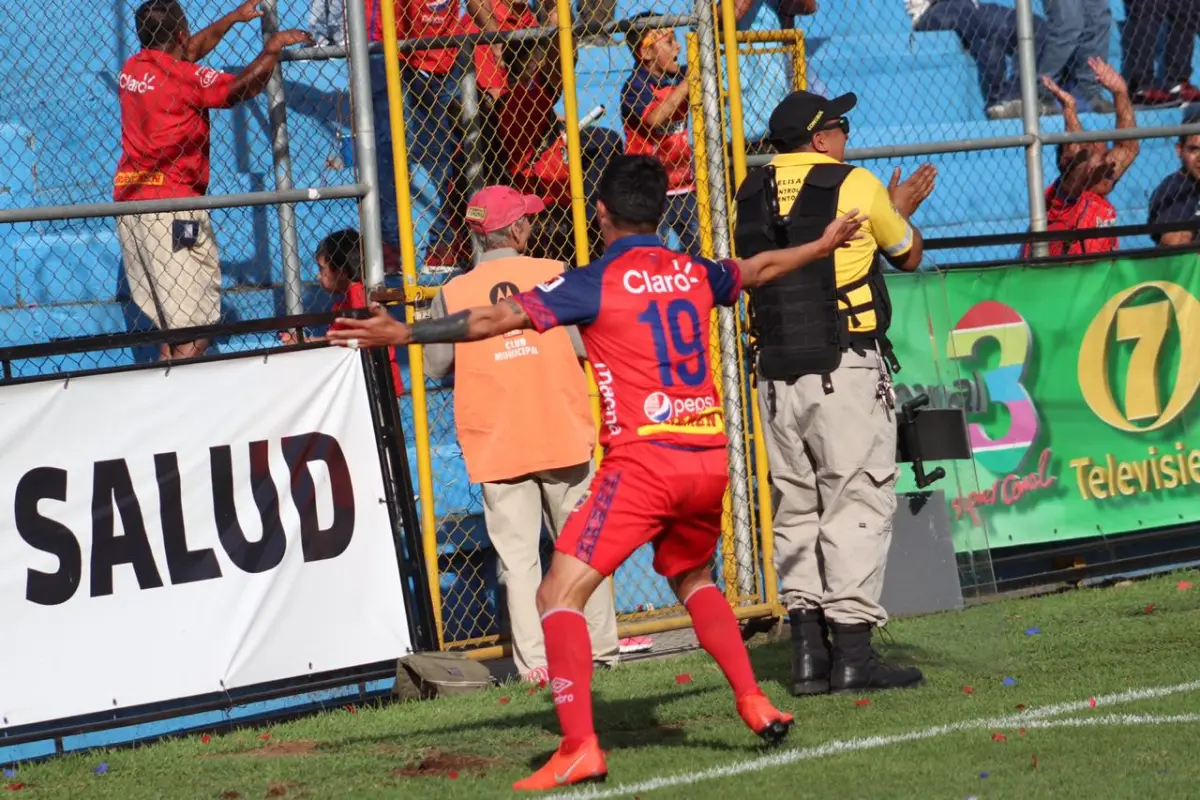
[284,229,406,396]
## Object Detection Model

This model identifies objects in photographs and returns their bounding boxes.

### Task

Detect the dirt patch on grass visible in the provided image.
[202,740,319,759]
[393,749,499,778]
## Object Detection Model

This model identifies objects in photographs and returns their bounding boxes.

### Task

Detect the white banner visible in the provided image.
[0,347,412,727]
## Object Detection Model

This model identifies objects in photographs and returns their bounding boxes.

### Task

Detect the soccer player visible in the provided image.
[328,155,863,790]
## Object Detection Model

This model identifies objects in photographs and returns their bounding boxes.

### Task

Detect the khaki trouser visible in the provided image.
[482,462,620,676]
[758,349,898,626]
[116,211,222,330]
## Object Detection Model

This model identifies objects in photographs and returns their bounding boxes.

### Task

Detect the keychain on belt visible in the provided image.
[874,340,896,414]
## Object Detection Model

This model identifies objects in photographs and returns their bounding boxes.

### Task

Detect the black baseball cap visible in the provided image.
[768,90,857,150]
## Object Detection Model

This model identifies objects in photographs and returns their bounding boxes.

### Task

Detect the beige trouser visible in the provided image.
[482,462,620,676]
[758,349,898,626]
[116,211,222,330]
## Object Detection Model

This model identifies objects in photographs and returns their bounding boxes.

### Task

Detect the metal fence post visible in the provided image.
[695,0,757,598]
[1015,0,1048,257]
[457,48,485,264]
[345,0,386,286]
[261,0,305,316]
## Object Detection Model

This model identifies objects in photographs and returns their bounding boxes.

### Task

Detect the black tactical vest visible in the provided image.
[733,162,898,384]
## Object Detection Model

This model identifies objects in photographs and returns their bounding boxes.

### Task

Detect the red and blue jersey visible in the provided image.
[511,234,742,452]
[620,67,695,194]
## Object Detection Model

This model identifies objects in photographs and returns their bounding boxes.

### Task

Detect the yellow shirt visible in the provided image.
[769,152,914,332]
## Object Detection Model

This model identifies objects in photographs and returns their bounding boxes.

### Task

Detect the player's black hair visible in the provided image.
[625,11,665,59]
[316,229,363,281]
[136,0,188,50]
[597,154,667,230]
[1180,107,1200,146]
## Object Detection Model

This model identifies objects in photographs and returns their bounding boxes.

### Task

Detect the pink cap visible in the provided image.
[464,186,546,234]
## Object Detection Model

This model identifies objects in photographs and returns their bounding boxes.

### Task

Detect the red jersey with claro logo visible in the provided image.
[511,234,741,451]
[113,49,236,201]
[1020,182,1118,258]
[621,66,695,194]
[367,0,461,74]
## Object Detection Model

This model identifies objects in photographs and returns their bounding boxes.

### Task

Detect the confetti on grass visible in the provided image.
[201,735,211,744]
[979,772,989,779]
[991,733,1007,742]
[961,686,975,695]
[93,763,109,776]
[675,674,693,685]
[1145,604,1156,614]
[855,698,871,707]
[4,783,22,791]
[1178,581,1193,591]
[259,734,271,742]
[1004,677,1018,687]
[498,696,511,705]
[1089,697,1097,708]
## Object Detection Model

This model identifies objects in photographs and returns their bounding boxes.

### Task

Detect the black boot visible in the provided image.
[788,609,832,696]
[829,622,924,694]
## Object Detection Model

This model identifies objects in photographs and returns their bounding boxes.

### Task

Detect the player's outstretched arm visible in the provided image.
[736,210,865,289]
[327,300,532,349]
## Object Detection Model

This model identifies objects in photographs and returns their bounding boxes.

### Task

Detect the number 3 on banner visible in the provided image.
[949,300,1040,475]
[637,299,706,387]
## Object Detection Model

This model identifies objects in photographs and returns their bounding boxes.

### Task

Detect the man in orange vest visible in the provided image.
[424,185,620,683]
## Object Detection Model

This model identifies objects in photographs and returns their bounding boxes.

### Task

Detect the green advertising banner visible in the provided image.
[885,253,1200,553]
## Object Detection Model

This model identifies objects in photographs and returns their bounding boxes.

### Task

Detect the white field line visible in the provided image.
[546,679,1200,800]
[1019,712,1200,729]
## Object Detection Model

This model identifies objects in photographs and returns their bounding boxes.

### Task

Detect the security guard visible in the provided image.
[734,90,936,695]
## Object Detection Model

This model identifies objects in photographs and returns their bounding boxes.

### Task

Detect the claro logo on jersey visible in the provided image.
[642,392,716,423]
[623,259,702,294]
[118,72,156,94]
[594,363,621,436]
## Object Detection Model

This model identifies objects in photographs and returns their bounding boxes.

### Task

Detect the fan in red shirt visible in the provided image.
[114,0,311,361]
[282,230,405,395]
[326,155,865,790]
[459,0,550,98]
[366,0,498,271]
[1022,60,1139,259]
[489,35,624,261]
[622,15,698,253]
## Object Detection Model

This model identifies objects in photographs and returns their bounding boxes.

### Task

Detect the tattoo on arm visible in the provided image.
[411,310,472,344]
[502,298,531,327]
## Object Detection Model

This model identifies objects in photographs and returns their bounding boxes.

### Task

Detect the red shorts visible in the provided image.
[557,442,729,578]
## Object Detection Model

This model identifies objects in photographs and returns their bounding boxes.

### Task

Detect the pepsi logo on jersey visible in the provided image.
[642,391,716,423]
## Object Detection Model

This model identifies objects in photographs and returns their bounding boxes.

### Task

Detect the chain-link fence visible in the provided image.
[19,0,1190,666]
[728,0,1200,264]
[378,0,789,656]
[0,0,381,367]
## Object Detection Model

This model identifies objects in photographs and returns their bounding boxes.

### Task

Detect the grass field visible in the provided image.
[8,570,1200,799]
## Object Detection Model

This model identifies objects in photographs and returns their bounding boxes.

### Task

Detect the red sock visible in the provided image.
[685,584,761,699]
[542,608,596,751]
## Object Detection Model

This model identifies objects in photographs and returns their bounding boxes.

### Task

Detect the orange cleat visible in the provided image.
[737,691,794,745]
[512,735,608,791]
